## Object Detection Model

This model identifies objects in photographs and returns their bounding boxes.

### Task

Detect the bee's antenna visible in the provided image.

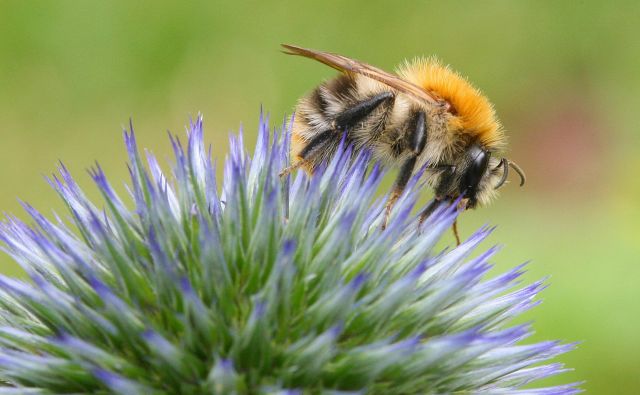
[493,158,509,190]
[508,160,526,187]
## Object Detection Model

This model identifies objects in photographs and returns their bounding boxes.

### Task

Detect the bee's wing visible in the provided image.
[282,44,439,106]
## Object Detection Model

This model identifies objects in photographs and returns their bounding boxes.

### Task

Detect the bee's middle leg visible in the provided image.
[383,111,427,230]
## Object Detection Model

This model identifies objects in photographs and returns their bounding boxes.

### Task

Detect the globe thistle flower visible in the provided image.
[0,114,580,394]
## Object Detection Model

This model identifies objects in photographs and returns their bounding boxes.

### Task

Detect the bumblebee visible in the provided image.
[281,44,525,243]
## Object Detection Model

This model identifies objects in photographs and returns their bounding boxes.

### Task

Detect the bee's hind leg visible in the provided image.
[279,128,336,178]
[383,111,427,230]
[332,92,394,130]
[281,92,394,178]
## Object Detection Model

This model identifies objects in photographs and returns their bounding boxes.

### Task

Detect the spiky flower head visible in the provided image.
[0,114,580,394]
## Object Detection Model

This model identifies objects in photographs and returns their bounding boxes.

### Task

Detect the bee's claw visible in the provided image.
[451,218,461,246]
[381,192,400,231]
[381,210,390,231]
[279,162,302,179]
[457,198,469,211]
[278,168,290,179]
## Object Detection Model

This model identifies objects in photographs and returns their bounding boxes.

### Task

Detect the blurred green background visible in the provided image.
[1,1,638,393]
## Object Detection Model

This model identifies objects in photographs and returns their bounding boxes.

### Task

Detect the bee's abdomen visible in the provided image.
[294,76,353,136]
[310,74,360,120]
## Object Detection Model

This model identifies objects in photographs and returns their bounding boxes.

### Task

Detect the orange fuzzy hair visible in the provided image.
[397,58,505,150]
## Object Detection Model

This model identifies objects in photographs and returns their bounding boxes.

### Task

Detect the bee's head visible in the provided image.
[433,144,525,209]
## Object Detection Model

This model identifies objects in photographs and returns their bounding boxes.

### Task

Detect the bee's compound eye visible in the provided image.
[461,145,490,197]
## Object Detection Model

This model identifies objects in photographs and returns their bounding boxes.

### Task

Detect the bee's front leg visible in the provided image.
[382,111,426,230]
